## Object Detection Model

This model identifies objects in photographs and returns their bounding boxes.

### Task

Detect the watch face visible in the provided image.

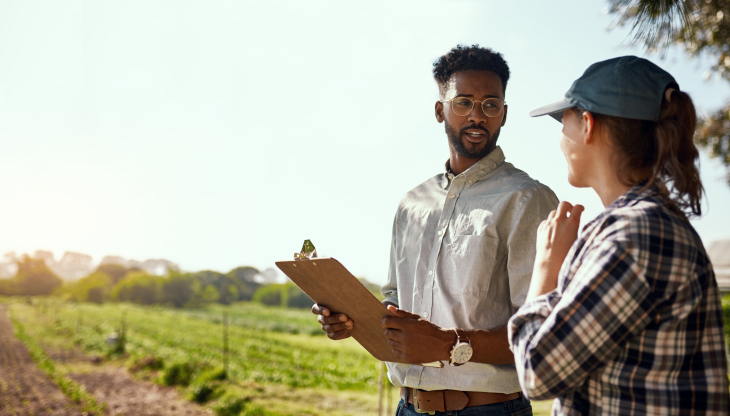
[453,343,473,363]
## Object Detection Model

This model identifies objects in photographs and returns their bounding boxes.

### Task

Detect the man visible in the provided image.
[313,45,558,415]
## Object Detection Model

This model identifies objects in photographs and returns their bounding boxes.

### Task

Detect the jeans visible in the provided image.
[394,396,532,416]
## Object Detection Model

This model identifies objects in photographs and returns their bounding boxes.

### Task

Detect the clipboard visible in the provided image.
[275,257,400,362]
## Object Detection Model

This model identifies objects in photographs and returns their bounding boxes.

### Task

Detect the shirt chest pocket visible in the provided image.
[440,234,500,294]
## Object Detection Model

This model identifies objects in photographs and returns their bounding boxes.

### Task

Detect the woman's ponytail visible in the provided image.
[652,89,703,217]
[594,89,704,219]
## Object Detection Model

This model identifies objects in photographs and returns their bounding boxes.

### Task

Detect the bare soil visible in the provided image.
[1,304,211,416]
[0,304,83,416]
[70,368,211,416]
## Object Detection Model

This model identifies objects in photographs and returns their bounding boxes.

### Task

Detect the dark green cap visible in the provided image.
[530,55,678,122]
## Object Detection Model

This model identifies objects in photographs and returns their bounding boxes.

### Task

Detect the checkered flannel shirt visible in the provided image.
[508,183,730,415]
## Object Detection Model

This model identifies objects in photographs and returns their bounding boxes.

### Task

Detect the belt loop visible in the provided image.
[404,387,410,406]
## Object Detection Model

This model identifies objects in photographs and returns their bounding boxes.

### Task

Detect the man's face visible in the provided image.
[435,70,508,160]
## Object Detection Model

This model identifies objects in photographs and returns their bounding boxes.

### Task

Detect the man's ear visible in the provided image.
[583,111,595,144]
[435,101,444,123]
[501,104,508,127]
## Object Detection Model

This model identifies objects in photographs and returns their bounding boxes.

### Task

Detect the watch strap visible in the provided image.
[454,328,469,343]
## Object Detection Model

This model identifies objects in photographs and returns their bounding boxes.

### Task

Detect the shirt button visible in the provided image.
[437,230,443,236]
[423,312,429,318]
[467,180,473,185]
[449,194,455,199]
[428,270,433,276]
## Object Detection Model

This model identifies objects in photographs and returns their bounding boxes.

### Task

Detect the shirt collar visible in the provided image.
[608,180,661,210]
[582,181,662,232]
[441,146,506,189]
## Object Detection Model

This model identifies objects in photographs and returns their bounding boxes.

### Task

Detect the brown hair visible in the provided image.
[577,89,704,218]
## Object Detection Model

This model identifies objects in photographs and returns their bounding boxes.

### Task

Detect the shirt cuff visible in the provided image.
[383,296,399,308]
[507,289,560,351]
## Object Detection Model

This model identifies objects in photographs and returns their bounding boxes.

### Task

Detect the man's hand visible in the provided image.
[381,305,455,364]
[312,303,353,340]
[527,201,584,301]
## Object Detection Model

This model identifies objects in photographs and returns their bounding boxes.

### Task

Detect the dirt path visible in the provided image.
[69,368,212,416]
[0,304,84,416]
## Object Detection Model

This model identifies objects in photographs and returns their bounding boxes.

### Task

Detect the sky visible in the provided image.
[1,0,729,285]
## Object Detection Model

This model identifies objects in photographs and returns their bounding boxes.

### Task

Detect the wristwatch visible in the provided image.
[449,328,473,366]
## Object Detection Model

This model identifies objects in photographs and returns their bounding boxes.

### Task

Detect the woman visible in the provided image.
[508,56,730,414]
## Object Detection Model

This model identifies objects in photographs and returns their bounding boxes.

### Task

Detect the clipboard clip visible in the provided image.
[294,239,318,260]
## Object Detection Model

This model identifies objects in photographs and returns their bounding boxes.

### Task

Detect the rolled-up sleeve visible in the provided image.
[508,241,656,400]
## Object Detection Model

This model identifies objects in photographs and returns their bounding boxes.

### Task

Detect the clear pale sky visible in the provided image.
[1,0,729,285]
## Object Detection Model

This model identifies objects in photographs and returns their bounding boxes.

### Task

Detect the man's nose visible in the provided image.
[468,103,488,124]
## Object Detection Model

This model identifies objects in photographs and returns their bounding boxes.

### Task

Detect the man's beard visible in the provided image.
[445,121,500,159]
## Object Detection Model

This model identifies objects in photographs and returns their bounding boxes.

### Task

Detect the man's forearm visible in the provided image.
[430,325,514,365]
[466,325,514,365]
[382,303,514,366]
[417,323,514,365]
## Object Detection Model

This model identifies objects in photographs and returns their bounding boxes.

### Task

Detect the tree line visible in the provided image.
[0,255,318,309]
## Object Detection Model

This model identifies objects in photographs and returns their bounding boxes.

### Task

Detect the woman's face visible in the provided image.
[560,109,592,188]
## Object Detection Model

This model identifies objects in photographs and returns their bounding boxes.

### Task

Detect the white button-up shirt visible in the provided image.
[382,146,559,393]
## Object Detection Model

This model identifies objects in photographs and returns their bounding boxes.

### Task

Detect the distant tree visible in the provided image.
[13,256,63,296]
[252,283,313,309]
[112,271,161,305]
[226,266,261,301]
[0,278,16,296]
[161,272,201,308]
[193,270,255,304]
[95,263,129,284]
[253,284,284,306]
[59,271,113,303]
[285,284,314,309]
[199,284,220,304]
[87,286,104,304]
[55,251,94,280]
[608,0,730,183]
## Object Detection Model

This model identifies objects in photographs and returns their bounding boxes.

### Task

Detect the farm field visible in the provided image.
[3,298,553,416]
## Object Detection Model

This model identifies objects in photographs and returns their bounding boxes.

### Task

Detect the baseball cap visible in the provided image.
[529,56,678,122]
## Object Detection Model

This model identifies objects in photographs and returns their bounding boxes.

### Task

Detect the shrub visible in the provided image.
[187,381,222,403]
[214,395,249,416]
[242,403,276,416]
[129,356,164,372]
[197,367,227,382]
[160,362,197,386]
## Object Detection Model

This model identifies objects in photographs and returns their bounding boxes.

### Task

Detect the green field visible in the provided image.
[6,298,553,415]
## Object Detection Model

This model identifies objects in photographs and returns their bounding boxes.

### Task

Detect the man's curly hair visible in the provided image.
[433,45,510,98]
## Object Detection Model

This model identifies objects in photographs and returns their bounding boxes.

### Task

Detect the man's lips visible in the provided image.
[462,129,488,144]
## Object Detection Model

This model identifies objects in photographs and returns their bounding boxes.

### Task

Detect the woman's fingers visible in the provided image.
[555,201,574,219]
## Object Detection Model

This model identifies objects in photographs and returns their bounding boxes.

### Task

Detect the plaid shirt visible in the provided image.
[508,183,730,415]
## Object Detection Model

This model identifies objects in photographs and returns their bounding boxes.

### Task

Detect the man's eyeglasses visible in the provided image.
[440,97,506,117]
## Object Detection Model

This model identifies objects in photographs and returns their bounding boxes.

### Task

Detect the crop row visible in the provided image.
[20,300,380,391]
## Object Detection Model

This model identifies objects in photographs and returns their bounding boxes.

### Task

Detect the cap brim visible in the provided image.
[529,99,574,122]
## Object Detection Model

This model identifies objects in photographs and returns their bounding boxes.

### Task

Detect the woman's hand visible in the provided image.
[527,201,584,301]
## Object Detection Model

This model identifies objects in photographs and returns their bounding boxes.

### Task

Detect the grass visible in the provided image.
[6,298,554,415]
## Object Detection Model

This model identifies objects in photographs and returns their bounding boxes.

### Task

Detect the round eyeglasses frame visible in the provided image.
[440,97,507,117]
